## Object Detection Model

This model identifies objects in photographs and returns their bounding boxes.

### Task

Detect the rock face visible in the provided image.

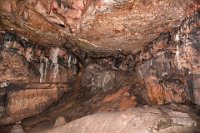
[0,33,79,83]
[134,32,189,105]
[39,105,200,133]
[0,83,68,125]
[0,0,200,133]
[0,34,75,125]
[0,0,199,53]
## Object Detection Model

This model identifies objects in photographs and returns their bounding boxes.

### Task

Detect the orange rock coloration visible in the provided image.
[0,0,200,132]
[101,87,136,111]
[0,83,68,125]
[0,0,199,53]
[146,76,187,105]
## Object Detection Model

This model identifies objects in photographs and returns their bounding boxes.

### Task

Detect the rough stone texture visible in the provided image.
[0,1,200,132]
[0,34,79,125]
[81,64,117,93]
[54,116,66,127]
[132,10,200,105]
[17,66,138,132]
[0,83,68,125]
[0,35,79,83]
[39,105,200,133]
[3,11,199,128]
[100,87,136,112]
[0,34,80,126]
[135,40,188,105]
[0,0,199,53]
[10,124,25,133]
[0,50,33,83]
[78,0,199,52]
[173,11,200,106]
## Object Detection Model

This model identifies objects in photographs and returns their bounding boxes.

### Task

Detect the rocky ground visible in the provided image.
[0,0,200,133]
[39,105,200,133]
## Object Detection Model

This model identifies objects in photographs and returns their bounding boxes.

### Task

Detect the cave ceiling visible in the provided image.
[0,0,199,54]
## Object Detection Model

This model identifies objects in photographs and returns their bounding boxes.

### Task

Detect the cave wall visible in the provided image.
[0,9,199,127]
[0,0,199,132]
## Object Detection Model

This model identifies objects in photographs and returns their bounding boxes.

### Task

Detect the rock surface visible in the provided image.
[10,124,25,133]
[0,33,79,83]
[0,0,200,133]
[54,116,66,127]
[0,0,199,53]
[0,9,200,127]
[39,105,200,133]
[0,33,77,125]
[0,83,68,125]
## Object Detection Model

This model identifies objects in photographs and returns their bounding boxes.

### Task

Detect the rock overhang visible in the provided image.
[0,0,199,54]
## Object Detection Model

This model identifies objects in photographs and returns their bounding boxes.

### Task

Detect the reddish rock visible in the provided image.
[0,83,68,125]
[100,87,136,111]
[0,1,199,131]
[0,51,34,83]
[0,37,79,83]
[146,76,187,105]
[0,0,199,53]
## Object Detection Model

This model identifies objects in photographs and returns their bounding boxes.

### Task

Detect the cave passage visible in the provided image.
[0,0,200,133]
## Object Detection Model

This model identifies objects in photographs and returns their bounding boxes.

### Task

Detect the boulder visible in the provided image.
[40,105,200,133]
